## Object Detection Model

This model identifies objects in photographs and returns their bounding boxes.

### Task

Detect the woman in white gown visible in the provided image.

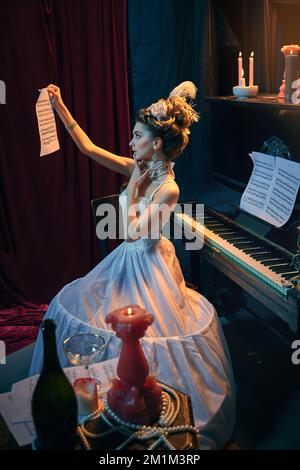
[30,81,235,449]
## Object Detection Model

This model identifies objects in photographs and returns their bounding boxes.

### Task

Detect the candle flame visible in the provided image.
[127,307,133,316]
[239,51,242,57]
[251,51,254,57]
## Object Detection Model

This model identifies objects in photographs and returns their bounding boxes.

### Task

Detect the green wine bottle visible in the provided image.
[31,319,78,449]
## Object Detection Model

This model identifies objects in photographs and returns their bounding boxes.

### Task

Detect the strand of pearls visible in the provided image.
[77,383,200,450]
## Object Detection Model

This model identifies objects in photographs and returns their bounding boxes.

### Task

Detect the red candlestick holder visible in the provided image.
[105,305,163,424]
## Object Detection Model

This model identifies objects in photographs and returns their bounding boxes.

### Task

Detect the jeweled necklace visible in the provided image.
[146,160,175,180]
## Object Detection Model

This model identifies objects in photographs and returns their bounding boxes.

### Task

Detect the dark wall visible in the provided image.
[127,0,215,201]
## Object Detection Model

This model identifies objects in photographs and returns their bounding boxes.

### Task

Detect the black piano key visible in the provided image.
[217,235,239,241]
[270,266,296,274]
[229,238,251,243]
[212,228,234,233]
[281,272,300,280]
[242,248,268,254]
[260,259,290,266]
[218,231,240,237]
[250,252,276,259]
[205,223,225,228]
[231,241,257,247]
[267,263,294,272]
[222,239,255,242]
[221,235,248,241]
[218,235,238,240]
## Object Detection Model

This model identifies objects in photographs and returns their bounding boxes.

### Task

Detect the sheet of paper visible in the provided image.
[240,152,300,227]
[36,88,60,156]
[11,375,38,424]
[0,393,36,446]
[11,358,117,424]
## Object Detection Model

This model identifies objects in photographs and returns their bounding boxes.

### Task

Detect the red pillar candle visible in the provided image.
[105,305,163,424]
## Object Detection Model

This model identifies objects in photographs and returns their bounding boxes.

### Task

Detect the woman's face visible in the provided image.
[129,122,157,162]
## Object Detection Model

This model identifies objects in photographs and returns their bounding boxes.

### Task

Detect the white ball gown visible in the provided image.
[29,178,235,449]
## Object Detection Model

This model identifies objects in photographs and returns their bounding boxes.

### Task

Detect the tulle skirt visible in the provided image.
[29,236,235,449]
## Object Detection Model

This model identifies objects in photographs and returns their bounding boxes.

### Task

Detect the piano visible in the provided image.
[174,95,300,335]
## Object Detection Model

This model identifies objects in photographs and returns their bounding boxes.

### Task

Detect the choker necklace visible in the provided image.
[146,160,175,180]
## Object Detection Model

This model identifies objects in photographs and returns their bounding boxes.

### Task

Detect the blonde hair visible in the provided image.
[136,81,199,159]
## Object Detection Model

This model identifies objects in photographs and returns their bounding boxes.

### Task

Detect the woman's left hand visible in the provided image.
[131,158,150,188]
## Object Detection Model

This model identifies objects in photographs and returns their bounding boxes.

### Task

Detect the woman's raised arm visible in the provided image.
[47,84,134,177]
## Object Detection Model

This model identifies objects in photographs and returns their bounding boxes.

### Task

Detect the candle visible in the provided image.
[106,305,153,340]
[249,51,254,86]
[105,305,163,424]
[238,51,243,85]
[285,52,299,102]
[239,73,245,87]
[73,378,98,416]
[106,305,154,382]
[281,44,300,102]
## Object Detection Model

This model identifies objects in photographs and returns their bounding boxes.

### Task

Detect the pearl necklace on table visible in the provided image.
[77,383,200,450]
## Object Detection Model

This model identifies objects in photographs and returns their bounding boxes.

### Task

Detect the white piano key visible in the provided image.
[174,212,290,297]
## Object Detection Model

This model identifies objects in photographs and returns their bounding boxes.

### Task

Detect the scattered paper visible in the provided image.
[240,152,300,227]
[11,375,38,424]
[11,358,117,424]
[36,88,60,156]
[0,393,36,446]
[0,358,117,446]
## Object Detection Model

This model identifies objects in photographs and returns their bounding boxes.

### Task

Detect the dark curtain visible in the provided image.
[127,0,218,201]
[0,0,130,310]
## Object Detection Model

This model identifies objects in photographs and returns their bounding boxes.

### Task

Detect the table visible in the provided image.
[0,386,198,450]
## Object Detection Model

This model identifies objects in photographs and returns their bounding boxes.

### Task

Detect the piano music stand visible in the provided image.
[236,136,294,238]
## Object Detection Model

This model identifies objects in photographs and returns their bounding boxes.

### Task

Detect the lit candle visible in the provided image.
[285,50,299,102]
[281,44,300,102]
[105,305,163,424]
[249,51,254,86]
[107,305,153,338]
[238,51,243,85]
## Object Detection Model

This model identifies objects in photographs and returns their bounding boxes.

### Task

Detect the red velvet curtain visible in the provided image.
[0,0,130,312]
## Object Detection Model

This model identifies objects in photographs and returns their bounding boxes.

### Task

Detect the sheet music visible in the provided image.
[0,358,117,446]
[36,88,60,156]
[240,152,300,227]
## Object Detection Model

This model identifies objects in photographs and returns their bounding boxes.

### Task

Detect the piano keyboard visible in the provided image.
[174,210,298,298]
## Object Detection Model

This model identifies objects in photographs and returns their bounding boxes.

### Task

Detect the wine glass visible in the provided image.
[63,333,105,371]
